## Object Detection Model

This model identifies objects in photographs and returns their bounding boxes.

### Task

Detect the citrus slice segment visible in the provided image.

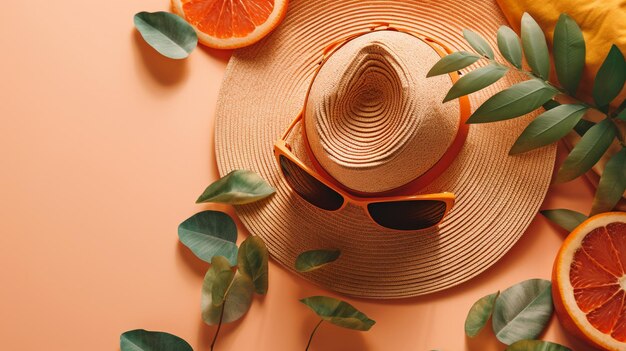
[553,212,626,350]
[171,0,288,49]
[574,285,621,313]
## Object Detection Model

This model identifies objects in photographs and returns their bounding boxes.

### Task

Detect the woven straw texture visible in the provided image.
[215,0,557,299]
[304,30,459,193]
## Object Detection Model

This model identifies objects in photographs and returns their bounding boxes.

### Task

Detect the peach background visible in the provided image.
[0,1,601,350]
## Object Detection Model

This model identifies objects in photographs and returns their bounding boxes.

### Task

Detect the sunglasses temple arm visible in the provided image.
[423,36,454,55]
[281,111,304,140]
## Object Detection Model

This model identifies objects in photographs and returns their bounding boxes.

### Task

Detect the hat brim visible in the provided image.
[214,0,556,298]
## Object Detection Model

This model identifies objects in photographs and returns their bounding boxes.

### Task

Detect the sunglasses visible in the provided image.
[273,23,471,231]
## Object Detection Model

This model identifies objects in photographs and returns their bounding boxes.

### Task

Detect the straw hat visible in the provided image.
[214,0,556,298]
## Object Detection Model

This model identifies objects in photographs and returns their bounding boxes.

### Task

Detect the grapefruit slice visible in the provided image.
[553,212,626,350]
[171,0,288,49]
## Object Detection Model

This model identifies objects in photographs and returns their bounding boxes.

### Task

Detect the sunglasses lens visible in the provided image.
[367,200,447,230]
[279,155,344,211]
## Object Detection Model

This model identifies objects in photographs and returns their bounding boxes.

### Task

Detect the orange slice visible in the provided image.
[171,0,288,49]
[553,212,626,350]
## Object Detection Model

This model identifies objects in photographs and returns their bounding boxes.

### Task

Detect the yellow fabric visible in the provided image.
[496,0,626,106]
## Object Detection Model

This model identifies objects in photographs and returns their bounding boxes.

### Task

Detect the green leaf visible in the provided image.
[510,104,588,154]
[591,148,626,215]
[492,279,553,345]
[497,26,523,69]
[237,236,269,295]
[506,340,572,351]
[209,256,235,306]
[427,51,481,77]
[556,119,617,183]
[540,209,587,232]
[133,12,197,60]
[468,80,558,123]
[196,170,275,205]
[443,63,508,102]
[295,249,341,272]
[465,292,499,337]
[593,45,626,109]
[574,119,596,136]
[521,12,550,79]
[178,211,238,266]
[463,29,495,59]
[618,108,626,121]
[120,330,193,351]
[202,266,254,325]
[553,13,586,95]
[300,296,375,331]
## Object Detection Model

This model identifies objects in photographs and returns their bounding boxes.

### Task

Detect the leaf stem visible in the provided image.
[487,58,598,112]
[211,304,225,351]
[485,56,626,147]
[305,320,323,351]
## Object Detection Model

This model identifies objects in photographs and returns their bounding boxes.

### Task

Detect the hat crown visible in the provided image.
[305,31,460,194]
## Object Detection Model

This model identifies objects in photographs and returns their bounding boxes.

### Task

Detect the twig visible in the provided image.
[305,320,323,351]
[211,305,225,351]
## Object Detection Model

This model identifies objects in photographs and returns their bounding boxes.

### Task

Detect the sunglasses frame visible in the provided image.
[273,23,470,229]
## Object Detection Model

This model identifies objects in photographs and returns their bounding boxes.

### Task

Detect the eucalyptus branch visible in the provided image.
[478,56,603,117]
[479,54,626,148]
[485,52,626,140]
[428,12,626,215]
